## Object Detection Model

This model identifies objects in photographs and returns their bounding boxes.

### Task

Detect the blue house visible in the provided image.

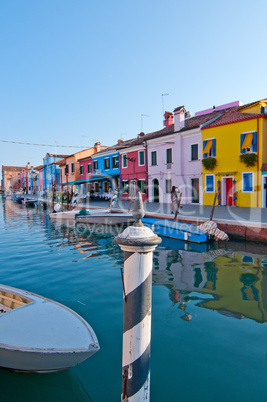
[91,148,120,196]
[43,153,69,194]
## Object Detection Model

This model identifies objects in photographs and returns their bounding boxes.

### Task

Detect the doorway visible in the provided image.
[191,178,199,203]
[152,179,159,203]
[225,177,233,206]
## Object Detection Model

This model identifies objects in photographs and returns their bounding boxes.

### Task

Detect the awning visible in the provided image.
[242,133,253,150]
[203,140,212,155]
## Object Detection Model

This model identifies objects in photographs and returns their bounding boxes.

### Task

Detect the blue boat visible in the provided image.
[141,217,208,244]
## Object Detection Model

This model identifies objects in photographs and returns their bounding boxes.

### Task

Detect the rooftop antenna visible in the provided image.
[162,93,169,117]
[141,114,150,132]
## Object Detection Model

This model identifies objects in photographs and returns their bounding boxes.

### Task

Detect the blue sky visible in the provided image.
[1,0,267,173]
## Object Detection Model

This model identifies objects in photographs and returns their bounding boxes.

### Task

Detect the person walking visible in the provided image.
[171,186,179,214]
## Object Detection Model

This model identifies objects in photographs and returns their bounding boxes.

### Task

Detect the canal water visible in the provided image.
[1,198,267,401]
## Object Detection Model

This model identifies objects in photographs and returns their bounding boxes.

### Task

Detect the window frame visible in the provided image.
[80,165,84,175]
[166,148,173,164]
[240,131,257,154]
[138,179,146,193]
[122,154,127,168]
[151,151,157,166]
[87,163,92,174]
[71,163,75,174]
[138,150,145,166]
[112,155,119,169]
[242,172,254,193]
[104,157,110,171]
[121,180,129,194]
[203,139,216,158]
[205,174,215,192]
[191,143,198,161]
[93,160,98,171]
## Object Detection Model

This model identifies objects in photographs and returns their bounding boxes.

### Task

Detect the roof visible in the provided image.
[2,165,25,172]
[45,153,69,158]
[202,106,266,129]
[34,165,43,171]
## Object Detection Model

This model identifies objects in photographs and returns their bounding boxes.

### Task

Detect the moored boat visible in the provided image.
[142,217,208,244]
[0,284,99,372]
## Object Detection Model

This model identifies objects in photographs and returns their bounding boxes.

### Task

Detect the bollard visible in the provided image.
[115,192,161,401]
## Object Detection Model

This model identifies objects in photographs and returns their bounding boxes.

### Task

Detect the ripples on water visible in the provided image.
[1,198,267,401]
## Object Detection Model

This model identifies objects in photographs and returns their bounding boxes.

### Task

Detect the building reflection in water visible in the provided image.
[152,243,267,324]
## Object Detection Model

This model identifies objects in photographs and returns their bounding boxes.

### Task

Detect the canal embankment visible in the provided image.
[44,197,267,243]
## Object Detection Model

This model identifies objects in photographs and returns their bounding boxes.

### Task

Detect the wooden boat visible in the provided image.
[22,198,37,207]
[75,209,135,225]
[49,208,110,221]
[141,217,208,244]
[0,284,99,372]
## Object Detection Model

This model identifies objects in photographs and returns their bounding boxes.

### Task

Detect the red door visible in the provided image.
[226,178,233,206]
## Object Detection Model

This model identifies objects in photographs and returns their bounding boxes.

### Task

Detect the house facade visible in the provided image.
[202,99,267,207]
[90,147,120,197]
[119,137,147,202]
[60,142,102,193]
[43,153,69,194]
[1,166,25,194]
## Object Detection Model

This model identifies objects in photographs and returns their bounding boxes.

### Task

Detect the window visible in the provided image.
[104,157,110,170]
[151,151,157,166]
[112,156,119,169]
[80,165,84,175]
[87,164,91,174]
[93,160,98,171]
[242,172,254,192]
[103,181,109,192]
[139,151,145,166]
[122,154,127,168]
[203,139,216,158]
[166,179,172,193]
[122,180,129,193]
[71,163,75,174]
[191,144,198,161]
[205,175,215,192]
[94,182,99,192]
[240,132,257,154]
[138,179,146,193]
[65,164,69,175]
[166,148,172,164]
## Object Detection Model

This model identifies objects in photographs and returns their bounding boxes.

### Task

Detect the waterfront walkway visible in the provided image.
[79,199,267,242]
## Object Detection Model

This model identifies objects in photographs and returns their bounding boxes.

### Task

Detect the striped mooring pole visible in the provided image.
[115,193,161,401]
[233,179,236,206]
[217,180,221,206]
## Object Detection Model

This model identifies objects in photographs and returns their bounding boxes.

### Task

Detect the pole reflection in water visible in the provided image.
[2,198,267,401]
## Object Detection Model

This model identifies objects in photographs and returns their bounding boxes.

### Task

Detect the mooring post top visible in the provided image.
[132,192,145,227]
[115,192,161,250]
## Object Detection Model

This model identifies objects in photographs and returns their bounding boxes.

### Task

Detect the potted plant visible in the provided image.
[202,157,217,171]
[240,153,257,167]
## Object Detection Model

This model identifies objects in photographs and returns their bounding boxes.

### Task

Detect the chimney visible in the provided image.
[138,132,145,138]
[164,111,173,127]
[173,106,186,131]
[94,142,101,152]
[117,139,124,144]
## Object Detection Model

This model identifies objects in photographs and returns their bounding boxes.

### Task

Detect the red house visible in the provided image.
[118,135,147,201]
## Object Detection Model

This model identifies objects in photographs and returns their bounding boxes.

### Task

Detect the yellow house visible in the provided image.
[202,99,267,207]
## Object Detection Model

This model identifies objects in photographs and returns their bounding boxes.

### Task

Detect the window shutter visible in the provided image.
[203,140,207,158]
[212,139,216,157]
[252,131,257,152]
[240,134,246,154]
